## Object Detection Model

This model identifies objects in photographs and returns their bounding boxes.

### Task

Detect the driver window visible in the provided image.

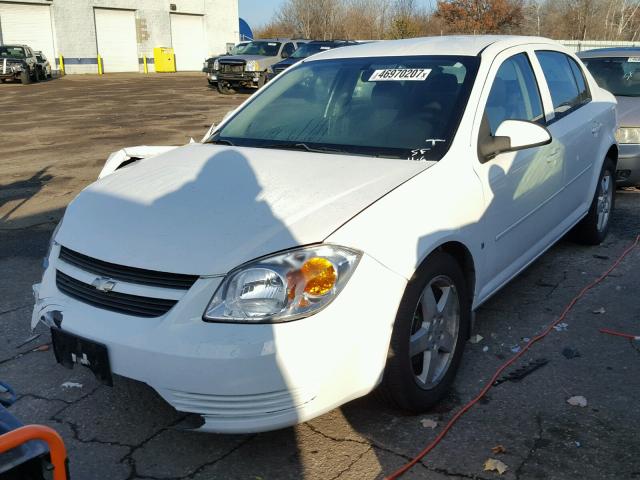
[283,43,295,56]
[485,53,544,135]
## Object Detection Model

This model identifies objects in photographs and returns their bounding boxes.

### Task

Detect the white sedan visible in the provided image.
[33,35,617,433]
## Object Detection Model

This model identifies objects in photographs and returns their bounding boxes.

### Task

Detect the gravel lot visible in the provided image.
[1,74,639,480]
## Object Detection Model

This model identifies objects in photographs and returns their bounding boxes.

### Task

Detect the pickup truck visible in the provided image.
[0,45,41,84]
[216,39,303,94]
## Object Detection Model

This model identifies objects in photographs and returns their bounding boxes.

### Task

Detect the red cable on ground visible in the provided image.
[385,234,640,480]
[599,328,640,340]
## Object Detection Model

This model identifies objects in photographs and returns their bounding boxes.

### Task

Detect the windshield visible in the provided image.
[291,43,334,59]
[231,43,249,55]
[582,56,640,97]
[0,46,26,59]
[212,56,479,160]
[239,41,281,57]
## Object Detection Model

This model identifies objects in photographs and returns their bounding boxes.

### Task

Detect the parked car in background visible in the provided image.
[33,36,617,434]
[0,45,41,84]
[267,40,358,80]
[35,51,52,79]
[579,47,640,186]
[216,38,305,94]
[203,41,250,86]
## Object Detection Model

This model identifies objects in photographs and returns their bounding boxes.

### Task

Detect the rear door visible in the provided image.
[534,51,599,214]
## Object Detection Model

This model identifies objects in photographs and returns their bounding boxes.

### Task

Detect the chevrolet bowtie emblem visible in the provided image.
[91,277,116,293]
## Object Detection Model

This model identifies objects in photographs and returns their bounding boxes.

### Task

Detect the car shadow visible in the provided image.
[0,168,53,224]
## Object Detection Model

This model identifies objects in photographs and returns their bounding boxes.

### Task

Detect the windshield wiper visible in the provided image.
[209,138,235,146]
[256,142,344,154]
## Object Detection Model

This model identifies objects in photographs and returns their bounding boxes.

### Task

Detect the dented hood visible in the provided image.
[58,144,429,275]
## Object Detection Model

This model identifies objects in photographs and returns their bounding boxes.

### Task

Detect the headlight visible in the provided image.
[616,127,640,144]
[213,59,219,70]
[203,245,361,323]
[245,60,260,72]
[43,219,63,270]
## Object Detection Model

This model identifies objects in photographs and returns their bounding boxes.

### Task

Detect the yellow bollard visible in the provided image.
[143,55,148,74]
[97,54,103,75]
[58,55,64,75]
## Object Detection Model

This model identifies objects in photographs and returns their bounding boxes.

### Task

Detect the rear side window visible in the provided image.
[536,51,590,119]
[485,53,545,135]
[283,43,295,57]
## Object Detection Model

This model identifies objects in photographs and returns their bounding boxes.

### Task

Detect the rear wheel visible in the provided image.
[377,252,470,412]
[571,158,615,245]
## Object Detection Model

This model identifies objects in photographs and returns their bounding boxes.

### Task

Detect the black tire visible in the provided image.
[256,73,266,89]
[217,82,236,95]
[570,158,616,245]
[20,70,31,84]
[377,252,470,412]
[34,68,42,82]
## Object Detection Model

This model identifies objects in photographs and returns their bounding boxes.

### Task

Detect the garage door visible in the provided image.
[94,8,138,73]
[0,2,56,67]
[170,14,206,71]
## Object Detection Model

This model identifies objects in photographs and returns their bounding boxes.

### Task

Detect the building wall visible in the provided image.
[0,0,238,74]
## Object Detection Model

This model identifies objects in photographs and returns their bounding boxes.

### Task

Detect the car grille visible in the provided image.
[220,63,244,74]
[59,246,198,290]
[56,270,178,318]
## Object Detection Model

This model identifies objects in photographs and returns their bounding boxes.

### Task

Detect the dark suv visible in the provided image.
[0,45,40,84]
[267,40,358,80]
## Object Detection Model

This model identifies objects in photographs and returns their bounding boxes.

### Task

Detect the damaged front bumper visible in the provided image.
[32,246,406,433]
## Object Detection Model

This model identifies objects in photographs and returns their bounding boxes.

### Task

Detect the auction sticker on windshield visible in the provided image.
[369,68,431,81]
[628,57,640,63]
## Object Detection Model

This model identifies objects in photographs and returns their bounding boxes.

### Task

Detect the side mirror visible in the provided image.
[479,119,551,162]
[281,51,290,59]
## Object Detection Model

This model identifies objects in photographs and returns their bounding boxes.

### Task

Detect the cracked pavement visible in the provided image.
[1,74,639,479]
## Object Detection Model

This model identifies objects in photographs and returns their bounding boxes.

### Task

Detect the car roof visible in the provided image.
[0,44,30,48]
[307,35,561,61]
[577,47,640,58]
[251,38,294,42]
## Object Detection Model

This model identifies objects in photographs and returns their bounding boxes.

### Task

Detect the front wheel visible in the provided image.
[217,82,236,95]
[20,70,31,84]
[377,252,470,412]
[570,158,616,245]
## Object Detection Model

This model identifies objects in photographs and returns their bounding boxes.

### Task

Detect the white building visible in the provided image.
[0,0,239,74]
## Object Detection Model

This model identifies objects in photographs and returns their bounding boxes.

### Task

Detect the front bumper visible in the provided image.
[217,71,262,84]
[617,143,640,186]
[33,245,406,433]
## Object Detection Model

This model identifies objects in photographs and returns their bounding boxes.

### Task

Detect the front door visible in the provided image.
[473,51,564,298]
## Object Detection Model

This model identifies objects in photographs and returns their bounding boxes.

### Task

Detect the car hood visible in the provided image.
[616,95,640,126]
[58,144,431,275]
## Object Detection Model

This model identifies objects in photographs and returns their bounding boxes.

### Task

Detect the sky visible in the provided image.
[239,0,435,31]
